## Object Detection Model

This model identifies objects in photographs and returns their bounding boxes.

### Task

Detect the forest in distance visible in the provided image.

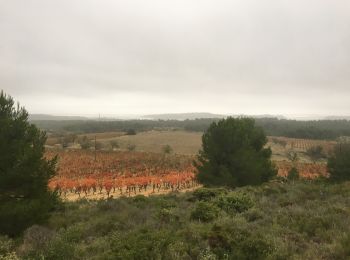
[32,117,350,140]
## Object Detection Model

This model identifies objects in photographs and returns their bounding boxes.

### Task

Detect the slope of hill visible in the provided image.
[4,181,350,259]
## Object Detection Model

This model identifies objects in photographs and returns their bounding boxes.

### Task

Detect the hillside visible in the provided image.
[2,181,350,259]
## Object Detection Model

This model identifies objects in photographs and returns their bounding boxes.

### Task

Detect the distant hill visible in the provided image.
[324,116,350,120]
[142,113,227,120]
[29,114,88,121]
[142,113,285,120]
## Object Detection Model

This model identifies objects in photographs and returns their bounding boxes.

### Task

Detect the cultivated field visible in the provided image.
[47,148,330,201]
[47,130,336,160]
[47,150,198,201]
[44,130,338,201]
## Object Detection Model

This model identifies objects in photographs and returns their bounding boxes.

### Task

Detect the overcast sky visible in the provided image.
[1,0,349,117]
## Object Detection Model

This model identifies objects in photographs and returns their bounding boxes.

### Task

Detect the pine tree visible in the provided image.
[0,91,58,236]
[195,117,276,187]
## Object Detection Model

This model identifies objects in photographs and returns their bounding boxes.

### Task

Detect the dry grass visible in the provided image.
[47,130,335,161]
[78,131,125,140]
[100,130,202,155]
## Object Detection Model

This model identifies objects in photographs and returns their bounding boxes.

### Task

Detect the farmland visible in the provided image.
[47,150,198,200]
[46,142,331,201]
[46,129,336,159]
[43,130,338,201]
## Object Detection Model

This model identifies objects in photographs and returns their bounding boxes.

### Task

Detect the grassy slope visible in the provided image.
[3,180,350,259]
[99,130,202,155]
[48,130,332,162]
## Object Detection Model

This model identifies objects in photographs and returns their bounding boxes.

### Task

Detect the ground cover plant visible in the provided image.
[1,180,350,259]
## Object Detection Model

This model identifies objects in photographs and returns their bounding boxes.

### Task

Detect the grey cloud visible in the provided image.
[0,0,350,115]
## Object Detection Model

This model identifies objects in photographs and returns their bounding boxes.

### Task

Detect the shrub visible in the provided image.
[126,129,136,135]
[162,144,173,154]
[195,117,276,188]
[207,223,273,259]
[18,225,54,255]
[127,144,136,151]
[79,136,91,150]
[157,208,179,224]
[214,193,254,214]
[328,143,350,181]
[306,146,325,162]
[191,202,219,222]
[287,167,299,181]
[191,188,227,202]
[110,140,119,150]
[0,236,14,256]
[45,236,76,259]
[110,229,174,259]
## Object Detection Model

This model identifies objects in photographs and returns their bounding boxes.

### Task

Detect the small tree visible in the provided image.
[126,129,136,135]
[127,144,136,151]
[79,136,91,150]
[287,150,299,166]
[0,91,58,236]
[162,144,173,154]
[110,140,119,150]
[195,117,276,187]
[328,143,350,181]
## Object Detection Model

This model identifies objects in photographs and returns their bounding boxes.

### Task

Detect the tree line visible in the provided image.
[32,117,350,140]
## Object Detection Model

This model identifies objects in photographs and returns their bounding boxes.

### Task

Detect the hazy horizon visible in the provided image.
[1,1,349,116]
[27,111,350,121]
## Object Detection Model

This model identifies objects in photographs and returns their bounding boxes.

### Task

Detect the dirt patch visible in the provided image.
[62,185,202,201]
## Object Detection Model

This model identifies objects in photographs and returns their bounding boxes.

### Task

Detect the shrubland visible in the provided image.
[1,180,350,259]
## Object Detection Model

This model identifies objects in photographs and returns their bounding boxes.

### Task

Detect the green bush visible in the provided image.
[306,145,325,162]
[156,208,179,224]
[191,188,227,202]
[45,236,76,260]
[110,228,174,259]
[207,223,273,259]
[328,143,350,181]
[287,167,299,181]
[191,202,219,222]
[214,193,254,214]
[0,236,14,256]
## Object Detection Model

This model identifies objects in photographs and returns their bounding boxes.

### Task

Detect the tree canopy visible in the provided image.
[195,117,276,187]
[0,91,58,236]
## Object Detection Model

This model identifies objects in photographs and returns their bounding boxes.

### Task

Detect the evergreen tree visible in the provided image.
[0,91,58,236]
[195,117,276,187]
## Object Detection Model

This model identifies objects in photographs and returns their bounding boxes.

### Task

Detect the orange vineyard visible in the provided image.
[47,150,329,199]
[47,150,198,198]
[275,161,329,179]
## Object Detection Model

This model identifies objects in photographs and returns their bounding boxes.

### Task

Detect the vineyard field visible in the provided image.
[47,150,198,200]
[275,161,329,179]
[268,136,336,154]
[47,150,330,201]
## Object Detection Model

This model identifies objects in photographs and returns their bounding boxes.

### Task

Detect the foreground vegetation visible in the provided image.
[1,180,350,259]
